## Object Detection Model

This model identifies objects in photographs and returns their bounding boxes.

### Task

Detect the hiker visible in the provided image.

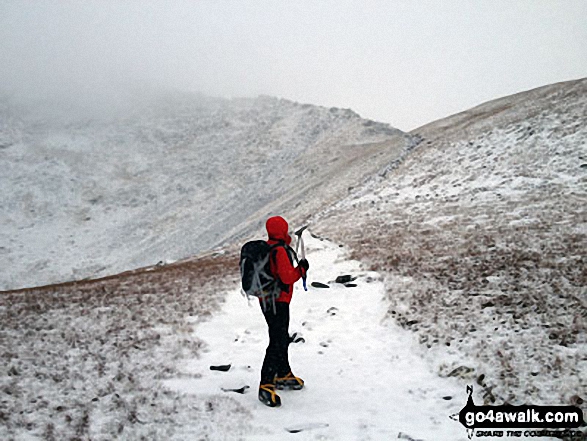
[258,215,309,407]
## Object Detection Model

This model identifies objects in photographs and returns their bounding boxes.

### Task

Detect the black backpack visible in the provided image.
[239,240,297,312]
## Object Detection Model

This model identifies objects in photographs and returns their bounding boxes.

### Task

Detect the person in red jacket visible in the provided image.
[258,216,309,408]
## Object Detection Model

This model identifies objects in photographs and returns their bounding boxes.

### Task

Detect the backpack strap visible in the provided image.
[286,243,300,264]
[268,241,299,293]
[269,241,299,265]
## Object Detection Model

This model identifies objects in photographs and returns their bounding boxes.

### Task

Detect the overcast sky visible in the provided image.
[1,1,586,130]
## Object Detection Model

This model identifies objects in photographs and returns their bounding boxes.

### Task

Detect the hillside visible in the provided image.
[0,92,413,291]
[2,235,479,440]
[1,250,254,439]
[314,79,586,412]
[2,80,586,440]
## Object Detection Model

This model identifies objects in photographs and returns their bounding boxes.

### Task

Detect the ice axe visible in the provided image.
[294,225,308,291]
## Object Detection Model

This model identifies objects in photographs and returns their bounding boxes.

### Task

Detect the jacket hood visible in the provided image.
[266,216,292,245]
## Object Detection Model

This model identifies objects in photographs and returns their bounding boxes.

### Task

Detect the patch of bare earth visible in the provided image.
[0,251,252,440]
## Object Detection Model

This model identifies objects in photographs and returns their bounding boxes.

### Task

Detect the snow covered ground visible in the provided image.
[0,251,253,440]
[1,233,477,440]
[2,79,585,440]
[0,91,412,290]
[165,233,471,440]
[314,79,587,428]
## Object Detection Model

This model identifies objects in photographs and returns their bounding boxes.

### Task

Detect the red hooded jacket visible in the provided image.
[266,216,304,304]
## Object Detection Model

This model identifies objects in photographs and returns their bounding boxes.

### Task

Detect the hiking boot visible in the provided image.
[275,372,304,390]
[258,384,281,407]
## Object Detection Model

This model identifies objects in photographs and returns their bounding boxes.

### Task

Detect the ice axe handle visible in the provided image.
[295,225,308,291]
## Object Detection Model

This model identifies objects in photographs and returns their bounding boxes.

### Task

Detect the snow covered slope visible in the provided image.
[314,79,586,414]
[0,92,413,290]
[2,80,585,440]
[165,234,470,440]
[0,232,471,440]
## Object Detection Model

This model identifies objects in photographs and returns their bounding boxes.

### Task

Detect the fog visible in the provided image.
[1,0,586,130]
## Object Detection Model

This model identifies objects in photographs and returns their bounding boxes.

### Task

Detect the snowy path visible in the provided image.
[166,235,470,440]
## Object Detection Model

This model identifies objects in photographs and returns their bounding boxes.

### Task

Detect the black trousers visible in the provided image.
[260,301,291,384]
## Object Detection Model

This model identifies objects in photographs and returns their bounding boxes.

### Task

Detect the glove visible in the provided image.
[298,259,309,272]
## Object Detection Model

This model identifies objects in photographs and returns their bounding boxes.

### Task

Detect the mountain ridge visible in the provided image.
[2,79,585,438]
[0,92,412,290]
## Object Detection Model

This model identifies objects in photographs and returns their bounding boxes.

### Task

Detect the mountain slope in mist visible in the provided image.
[2,80,585,440]
[0,92,413,290]
[315,78,586,411]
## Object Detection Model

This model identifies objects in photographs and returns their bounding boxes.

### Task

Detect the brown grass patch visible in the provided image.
[0,250,253,439]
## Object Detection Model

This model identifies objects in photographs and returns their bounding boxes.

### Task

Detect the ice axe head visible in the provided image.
[294,225,308,291]
[294,225,307,258]
[294,225,308,237]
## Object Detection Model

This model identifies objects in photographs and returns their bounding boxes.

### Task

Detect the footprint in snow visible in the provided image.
[327,307,339,316]
[398,432,424,441]
[285,422,329,433]
[221,385,250,394]
[289,332,305,344]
